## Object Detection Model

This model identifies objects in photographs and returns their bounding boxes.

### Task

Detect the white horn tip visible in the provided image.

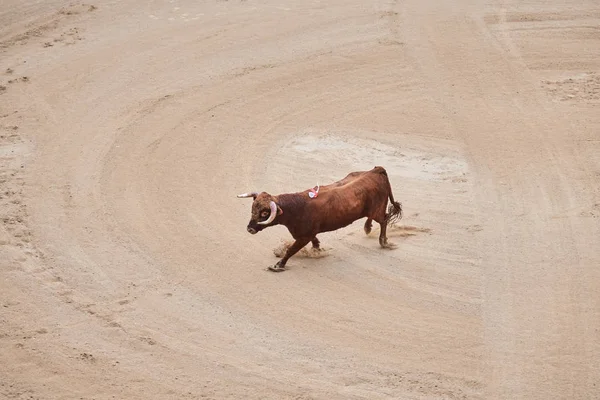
[237,192,259,199]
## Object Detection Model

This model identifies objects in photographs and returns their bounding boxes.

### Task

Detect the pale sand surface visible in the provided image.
[1,1,599,399]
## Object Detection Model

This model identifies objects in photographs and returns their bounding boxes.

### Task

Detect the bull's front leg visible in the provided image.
[269,237,311,272]
[311,236,321,250]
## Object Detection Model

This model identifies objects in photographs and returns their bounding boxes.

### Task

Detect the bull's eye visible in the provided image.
[260,211,269,218]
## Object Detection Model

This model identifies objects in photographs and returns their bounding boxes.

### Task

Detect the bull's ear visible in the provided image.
[277,205,283,215]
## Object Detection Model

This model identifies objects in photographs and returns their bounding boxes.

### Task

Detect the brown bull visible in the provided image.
[237,166,402,272]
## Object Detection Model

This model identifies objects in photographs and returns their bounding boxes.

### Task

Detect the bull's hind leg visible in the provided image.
[269,237,311,272]
[378,220,391,248]
[364,218,373,235]
[374,214,396,249]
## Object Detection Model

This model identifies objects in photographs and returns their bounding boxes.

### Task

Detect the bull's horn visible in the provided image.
[237,192,258,199]
[257,201,278,225]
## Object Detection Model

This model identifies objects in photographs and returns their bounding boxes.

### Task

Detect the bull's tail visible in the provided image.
[386,200,403,225]
[376,166,403,226]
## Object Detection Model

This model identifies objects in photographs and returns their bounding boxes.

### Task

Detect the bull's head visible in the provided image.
[237,192,282,234]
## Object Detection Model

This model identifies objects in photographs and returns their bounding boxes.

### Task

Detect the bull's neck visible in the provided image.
[275,193,307,226]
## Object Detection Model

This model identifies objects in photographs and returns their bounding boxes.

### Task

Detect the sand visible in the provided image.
[1,1,599,399]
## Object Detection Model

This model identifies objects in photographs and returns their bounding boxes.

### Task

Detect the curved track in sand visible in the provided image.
[1,1,599,399]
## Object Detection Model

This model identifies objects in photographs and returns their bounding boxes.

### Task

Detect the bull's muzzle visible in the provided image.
[247,226,258,235]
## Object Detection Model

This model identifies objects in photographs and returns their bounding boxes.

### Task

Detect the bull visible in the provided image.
[237,166,402,272]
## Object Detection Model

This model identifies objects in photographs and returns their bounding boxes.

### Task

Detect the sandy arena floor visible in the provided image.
[1,1,599,399]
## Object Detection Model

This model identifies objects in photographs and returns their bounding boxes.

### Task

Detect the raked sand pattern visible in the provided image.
[1,1,599,399]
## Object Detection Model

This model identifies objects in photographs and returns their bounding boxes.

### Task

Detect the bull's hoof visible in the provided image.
[379,239,397,249]
[268,265,287,272]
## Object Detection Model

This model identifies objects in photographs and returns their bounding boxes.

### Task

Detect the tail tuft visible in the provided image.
[386,201,403,225]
